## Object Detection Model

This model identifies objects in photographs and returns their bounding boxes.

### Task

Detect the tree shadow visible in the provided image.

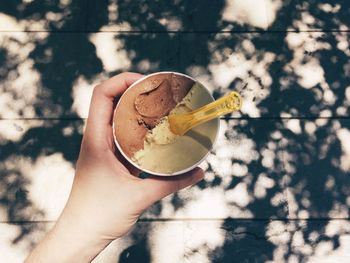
[118,240,151,263]
[0,0,92,250]
[1,0,350,262]
[118,222,152,263]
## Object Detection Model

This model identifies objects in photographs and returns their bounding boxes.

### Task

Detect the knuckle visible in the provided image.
[118,72,134,81]
[119,72,130,77]
[93,84,103,95]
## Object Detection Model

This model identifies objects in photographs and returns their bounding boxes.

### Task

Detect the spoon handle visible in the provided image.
[169,91,242,135]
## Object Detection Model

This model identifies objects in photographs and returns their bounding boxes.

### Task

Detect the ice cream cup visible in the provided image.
[112,71,220,176]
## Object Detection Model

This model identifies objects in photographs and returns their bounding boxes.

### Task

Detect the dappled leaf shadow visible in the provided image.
[1,0,350,262]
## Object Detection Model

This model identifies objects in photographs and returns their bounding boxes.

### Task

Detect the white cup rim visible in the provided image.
[112,71,220,176]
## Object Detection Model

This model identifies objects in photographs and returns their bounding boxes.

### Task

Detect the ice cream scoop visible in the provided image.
[168,91,242,136]
[113,72,219,175]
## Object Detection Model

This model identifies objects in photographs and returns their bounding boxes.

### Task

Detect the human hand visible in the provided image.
[25,73,204,263]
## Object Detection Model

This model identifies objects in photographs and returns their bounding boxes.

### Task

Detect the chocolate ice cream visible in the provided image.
[113,73,193,158]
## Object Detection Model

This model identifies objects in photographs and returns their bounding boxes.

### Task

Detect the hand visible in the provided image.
[25,73,204,263]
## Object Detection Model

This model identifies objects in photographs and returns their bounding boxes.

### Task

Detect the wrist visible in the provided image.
[25,216,111,263]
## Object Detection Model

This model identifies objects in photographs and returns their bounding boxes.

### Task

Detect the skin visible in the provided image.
[25,73,204,263]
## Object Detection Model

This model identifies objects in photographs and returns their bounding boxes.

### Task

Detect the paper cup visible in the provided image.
[113,72,220,176]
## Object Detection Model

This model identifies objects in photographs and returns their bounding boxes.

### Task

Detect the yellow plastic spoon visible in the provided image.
[168,91,242,136]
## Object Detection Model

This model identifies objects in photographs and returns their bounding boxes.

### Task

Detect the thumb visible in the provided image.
[139,167,204,208]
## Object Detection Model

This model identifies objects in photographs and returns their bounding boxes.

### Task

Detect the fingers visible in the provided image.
[85,72,144,145]
[139,167,204,208]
